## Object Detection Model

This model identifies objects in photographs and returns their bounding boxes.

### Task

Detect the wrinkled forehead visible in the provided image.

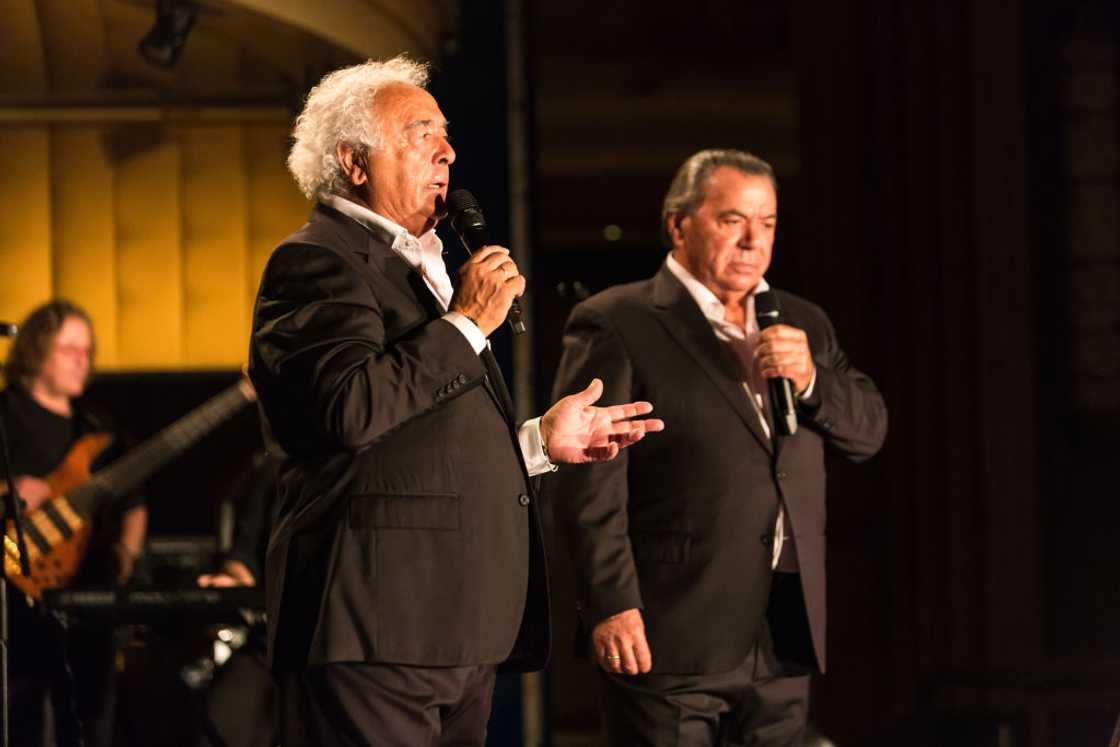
[698,167,777,212]
[374,83,448,133]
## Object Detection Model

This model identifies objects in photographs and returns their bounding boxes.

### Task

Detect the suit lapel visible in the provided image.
[381,252,445,319]
[311,203,444,319]
[480,347,516,425]
[651,264,773,456]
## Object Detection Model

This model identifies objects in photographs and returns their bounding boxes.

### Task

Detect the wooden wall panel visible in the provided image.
[0,0,46,94]
[246,123,309,298]
[36,0,106,92]
[0,120,308,372]
[50,126,118,365]
[114,133,184,367]
[0,127,52,365]
[181,126,250,366]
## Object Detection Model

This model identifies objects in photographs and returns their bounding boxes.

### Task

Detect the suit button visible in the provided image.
[821,419,833,431]
[760,533,773,546]
[777,471,787,480]
[518,494,531,507]
[457,373,468,384]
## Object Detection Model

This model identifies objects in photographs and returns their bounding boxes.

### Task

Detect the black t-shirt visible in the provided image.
[1,386,86,477]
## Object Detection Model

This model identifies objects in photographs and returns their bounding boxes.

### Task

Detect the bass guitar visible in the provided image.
[3,379,255,600]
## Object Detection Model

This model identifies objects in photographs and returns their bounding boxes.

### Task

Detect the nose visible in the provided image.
[437,136,456,166]
[737,224,755,250]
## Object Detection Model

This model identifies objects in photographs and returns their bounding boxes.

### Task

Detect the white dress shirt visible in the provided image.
[323,194,555,475]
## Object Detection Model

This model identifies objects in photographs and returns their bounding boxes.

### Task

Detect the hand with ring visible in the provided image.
[591,608,652,675]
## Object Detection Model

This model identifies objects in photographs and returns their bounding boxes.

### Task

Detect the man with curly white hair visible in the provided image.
[248,55,664,745]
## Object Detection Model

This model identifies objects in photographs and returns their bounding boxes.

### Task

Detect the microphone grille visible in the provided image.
[446,189,479,216]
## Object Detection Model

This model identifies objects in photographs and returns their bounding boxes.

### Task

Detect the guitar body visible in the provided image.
[4,432,111,600]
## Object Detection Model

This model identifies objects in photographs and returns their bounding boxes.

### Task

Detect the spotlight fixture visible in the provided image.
[138,0,198,68]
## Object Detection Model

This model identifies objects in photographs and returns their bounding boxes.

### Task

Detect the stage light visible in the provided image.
[138,0,198,69]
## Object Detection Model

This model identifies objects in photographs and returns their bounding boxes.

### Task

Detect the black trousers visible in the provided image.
[195,636,277,747]
[279,661,497,747]
[598,631,810,747]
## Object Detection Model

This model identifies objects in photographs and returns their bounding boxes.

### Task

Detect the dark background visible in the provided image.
[79,0,1119,745]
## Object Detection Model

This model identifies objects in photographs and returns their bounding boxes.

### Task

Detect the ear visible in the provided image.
[665,213,688,247]
[336,143,369,188]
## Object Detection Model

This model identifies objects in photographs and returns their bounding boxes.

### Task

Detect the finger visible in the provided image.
[570,378,604,407]
[761,343,808,362]
[604,417,664,437]
[758,350,797,370]
[763,354,809,378]
[619,641,640,675]
[759,323,802,339]
[600,647,622,672]
[466,245,509,264]
[609,422,665,447]
[477,252,517,274]
[584,443,620,462]
[634,633,653,673]
[609,433,642,450]
[599,401,653,422]
[609,426,644,447]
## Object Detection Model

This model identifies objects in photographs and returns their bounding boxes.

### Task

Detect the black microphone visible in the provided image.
[0,322,17,337]
[754,291,798,436]
[446,189,526,335]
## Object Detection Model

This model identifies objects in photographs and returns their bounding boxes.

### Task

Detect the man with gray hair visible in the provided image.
[551,149,887,745]
[249,56,662,745]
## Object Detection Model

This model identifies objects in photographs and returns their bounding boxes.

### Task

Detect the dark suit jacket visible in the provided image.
[249,204,549,673]
[550,262,886,674]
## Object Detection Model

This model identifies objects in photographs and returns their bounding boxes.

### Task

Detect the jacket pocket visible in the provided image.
[630,531,691,564]
[348,492,460,530]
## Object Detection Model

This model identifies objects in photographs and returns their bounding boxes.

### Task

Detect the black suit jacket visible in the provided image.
[249,204,549,672]
[550,263,886,674]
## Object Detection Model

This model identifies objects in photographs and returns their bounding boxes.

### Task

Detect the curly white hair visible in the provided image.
[287,55,430,201]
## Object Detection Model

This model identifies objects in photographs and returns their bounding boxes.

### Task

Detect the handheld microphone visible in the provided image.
[754,291,798,436]
[0,322,17,337]
[446,189,526,335]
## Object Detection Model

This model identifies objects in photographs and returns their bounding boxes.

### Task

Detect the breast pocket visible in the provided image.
[348,492,460,530]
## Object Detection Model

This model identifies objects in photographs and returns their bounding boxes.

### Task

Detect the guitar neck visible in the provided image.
[69,383,253,516]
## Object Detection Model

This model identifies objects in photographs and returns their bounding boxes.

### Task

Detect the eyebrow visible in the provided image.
[718,209,777,220]
[404,118,450,131]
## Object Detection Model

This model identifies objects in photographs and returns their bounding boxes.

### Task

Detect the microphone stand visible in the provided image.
[0,405,33,747]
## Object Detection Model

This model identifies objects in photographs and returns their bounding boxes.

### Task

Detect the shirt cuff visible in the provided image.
[519,416,558,476]
[798,368,817,400]
[443,311,487,354]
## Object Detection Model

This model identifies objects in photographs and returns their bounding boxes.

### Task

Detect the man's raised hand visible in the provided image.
[540,378,664,464]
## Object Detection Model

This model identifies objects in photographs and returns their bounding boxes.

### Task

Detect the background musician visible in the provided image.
[1,299,147,747]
